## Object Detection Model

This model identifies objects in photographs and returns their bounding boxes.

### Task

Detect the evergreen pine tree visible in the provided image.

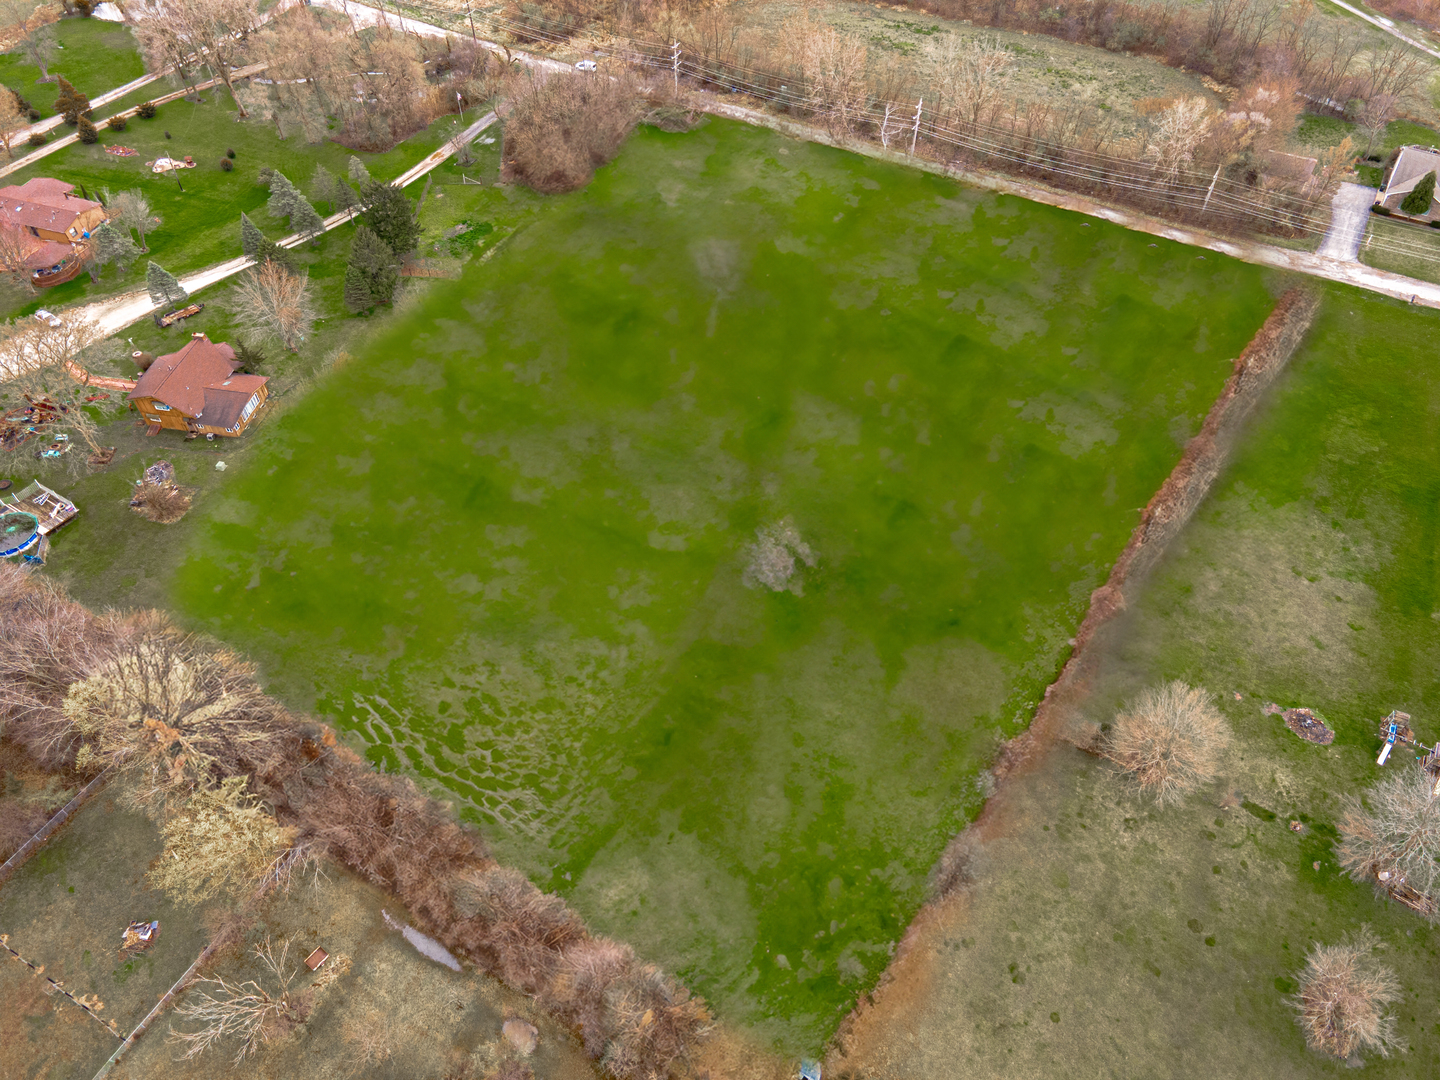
[240,212,266,259]
[360,181,421,256]
[265,171,302,224]
[290,195,326,240]
[77,116,98,144]
[1402,170,1437,216]
[347,155,371,184]
[311,164,338,211]
[146,261,188,308]
[342,261,374,314]
[53,77,90,125]
[91,222,139,276]
[332,181,359,212]
[343,225,399,312]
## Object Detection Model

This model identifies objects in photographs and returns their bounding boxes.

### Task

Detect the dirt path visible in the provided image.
[1317,182,1376,261]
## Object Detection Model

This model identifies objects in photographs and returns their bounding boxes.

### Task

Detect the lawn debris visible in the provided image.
[142,459,175,486]
[120,919,159,953]
[155,302,203,328]
[1290,819,1304,832]
[129,479,193,524]
[0,396,68,453]
[87,447,116,467]
[103,144,137,157]
[304,946,328,971]
[1263,703,1335,745]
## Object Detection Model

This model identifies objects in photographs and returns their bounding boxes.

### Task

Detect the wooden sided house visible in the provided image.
[0,178,109,287]
[128,333,269,438]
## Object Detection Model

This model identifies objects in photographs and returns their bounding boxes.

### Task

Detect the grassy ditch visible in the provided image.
[832,283,1440,1077]
[142,117,1281,1050]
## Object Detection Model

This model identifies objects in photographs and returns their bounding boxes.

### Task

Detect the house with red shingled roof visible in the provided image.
[127,333,269,437]
[0,177,110,287]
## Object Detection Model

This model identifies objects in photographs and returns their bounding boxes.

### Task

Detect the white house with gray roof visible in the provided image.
[1377,144,1440,211]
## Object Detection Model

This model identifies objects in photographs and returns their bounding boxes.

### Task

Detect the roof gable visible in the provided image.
[128,335,243,417]
[1386,146,1440,197]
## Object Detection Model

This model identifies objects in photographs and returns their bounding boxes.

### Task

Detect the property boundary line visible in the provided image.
[0,766,110,888]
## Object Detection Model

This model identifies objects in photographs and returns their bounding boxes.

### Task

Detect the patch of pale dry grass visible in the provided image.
[1104,680,1229,805]
[1290,928,1401,1061]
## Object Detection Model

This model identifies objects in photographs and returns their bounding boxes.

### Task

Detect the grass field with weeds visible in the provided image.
[0,782,210,1080]
[107,116,1286,1051]
[833,283,1440,1077]
[110,863,600,1080]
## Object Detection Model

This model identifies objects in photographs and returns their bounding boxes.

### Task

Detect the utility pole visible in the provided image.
[910,98,922,157]
[671,40,681,97]
[1201,163,1221,214]
[466,3,477,45]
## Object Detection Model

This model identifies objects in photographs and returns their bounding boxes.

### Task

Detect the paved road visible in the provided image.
[1328,0,1440,61]
[74,111,498,337]
[1317,182,1377,262]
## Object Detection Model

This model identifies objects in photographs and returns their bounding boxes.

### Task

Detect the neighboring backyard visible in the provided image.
[0,17,146,121]
[58,117,1285,1052]
[832,283,1440,1077]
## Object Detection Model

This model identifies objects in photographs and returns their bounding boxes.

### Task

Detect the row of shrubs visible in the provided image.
[0,565,711,1079]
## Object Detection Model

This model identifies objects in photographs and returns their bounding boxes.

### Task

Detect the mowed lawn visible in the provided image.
[164,118,1276,1051]
[0,88,464,319]
[0,17,146,120]
[835,285,1440,1077]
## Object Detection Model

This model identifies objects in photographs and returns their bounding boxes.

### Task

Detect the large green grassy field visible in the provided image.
[128,118,1280,1050]
[835,283,1440,1077]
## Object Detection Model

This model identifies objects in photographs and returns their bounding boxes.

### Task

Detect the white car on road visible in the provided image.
[575,60,597,72]
[33,309,61,328]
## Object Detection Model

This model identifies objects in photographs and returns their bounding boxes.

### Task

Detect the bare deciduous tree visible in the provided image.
[0,211,37,293]
[1290,928,1401,1061]
[147,776,295,906]
[0,86,27,159]
[782,12,868,133]
[1357,94,1396,158]
[1339,764,1440,913]
[110,190,158,252]
[927,36,1013,133]
[133,0,260,115]
[1145,97,1215,179]
[1104,681,1230,805]
[0,0,56,80]
[230,258,314,351]
[168,935,308,1064]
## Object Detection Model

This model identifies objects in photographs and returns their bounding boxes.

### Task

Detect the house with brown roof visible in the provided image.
[127,333,269,438]
[1377,145,1440,212]
[0,177,110,287]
